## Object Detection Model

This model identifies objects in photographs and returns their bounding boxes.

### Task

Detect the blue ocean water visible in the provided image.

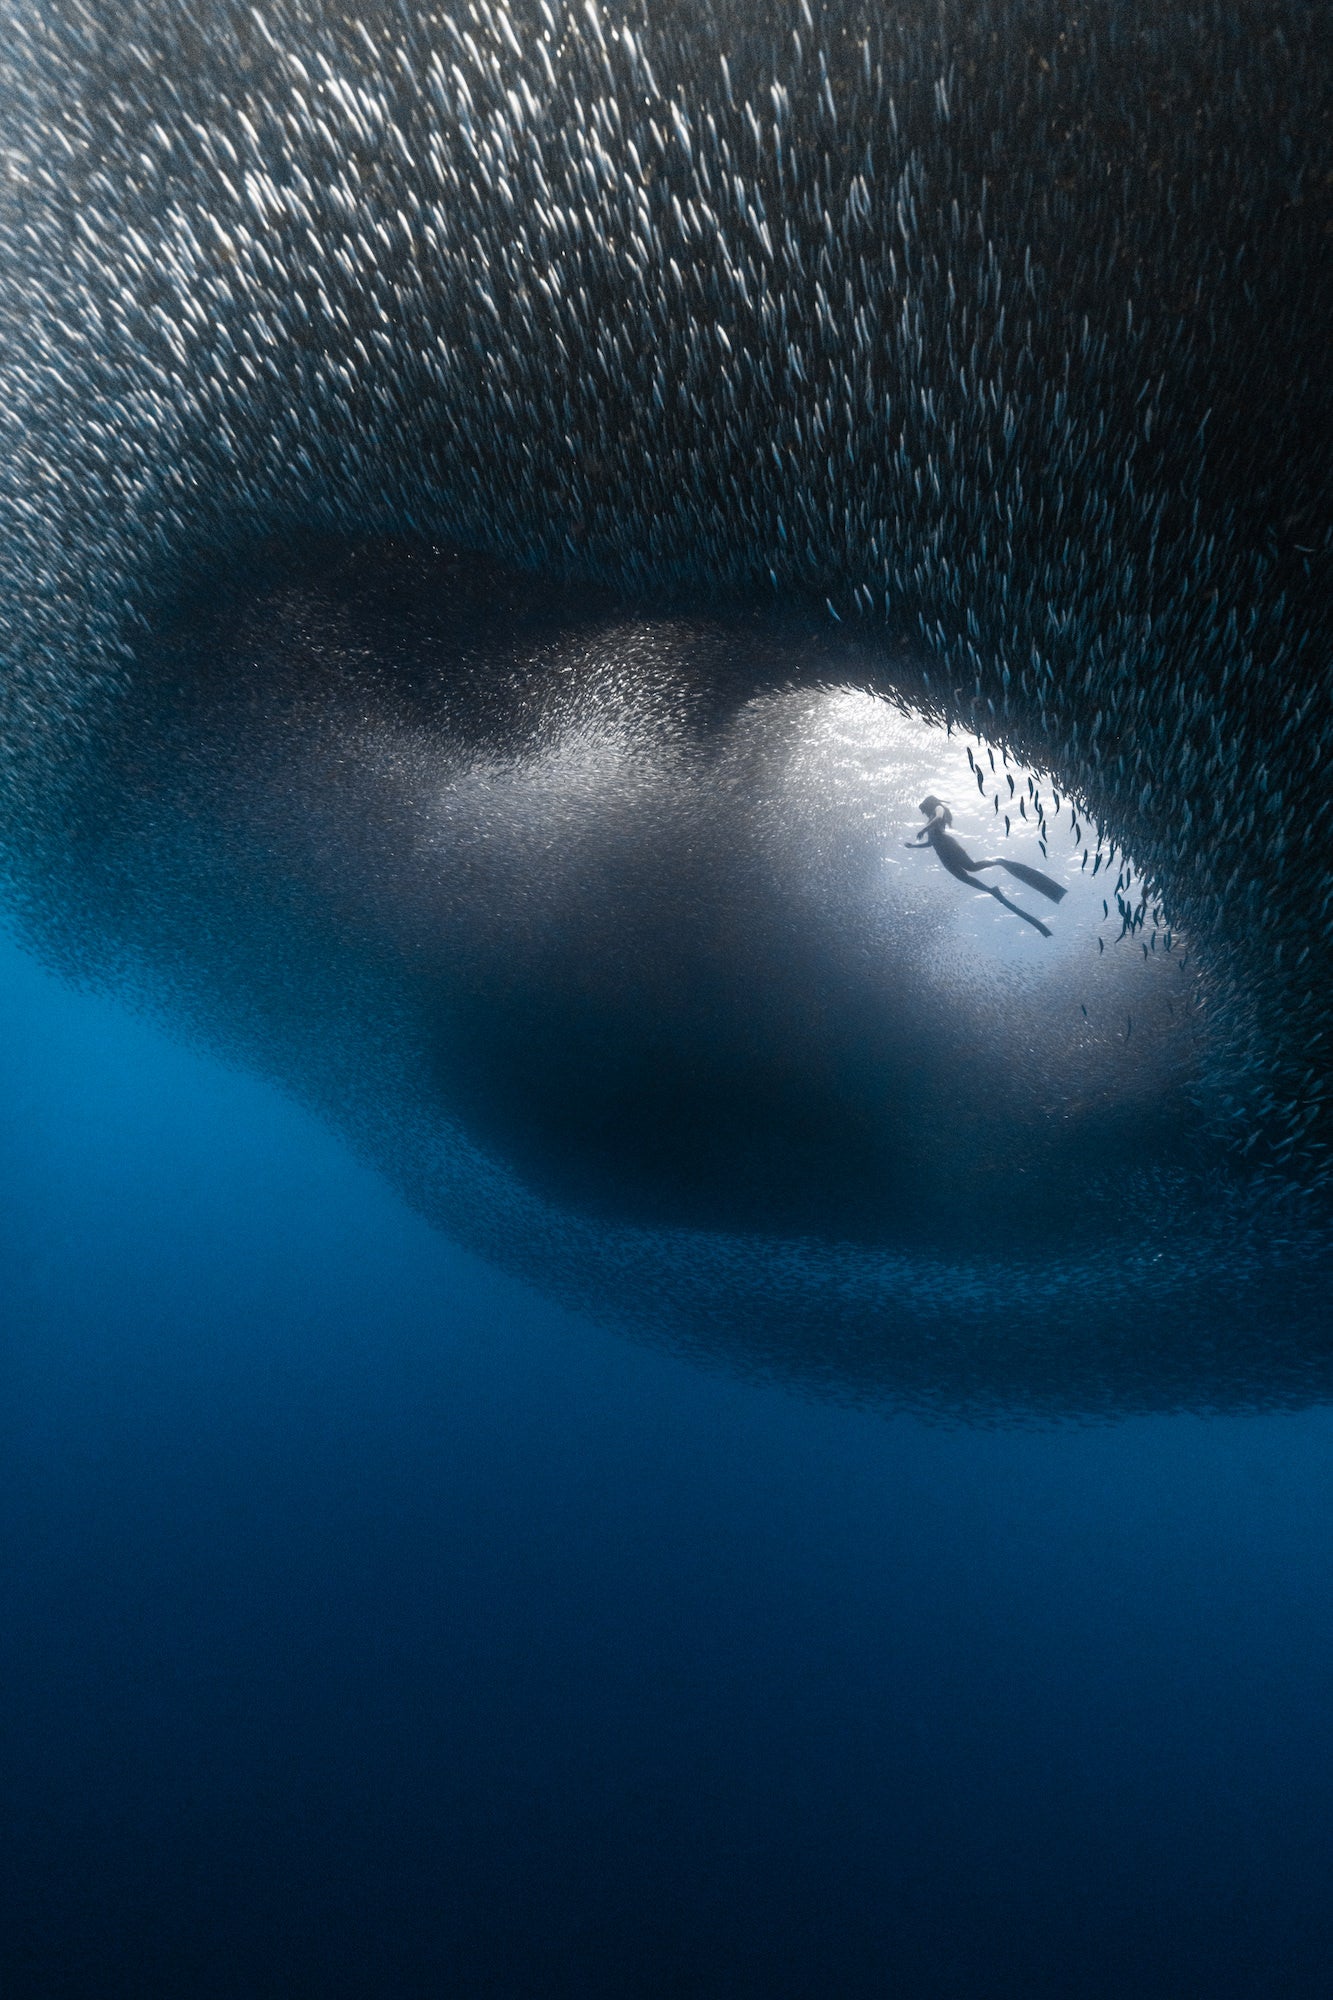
[3,926,1333,2000]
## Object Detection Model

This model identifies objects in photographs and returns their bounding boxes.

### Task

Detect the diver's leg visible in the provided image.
[984,883,1052,937]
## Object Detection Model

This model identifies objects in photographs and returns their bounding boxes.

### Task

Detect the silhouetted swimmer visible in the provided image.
[905,797,1067,936]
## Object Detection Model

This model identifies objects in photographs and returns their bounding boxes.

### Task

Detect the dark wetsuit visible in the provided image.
[920,819,993,885]
[908,813,1061,936]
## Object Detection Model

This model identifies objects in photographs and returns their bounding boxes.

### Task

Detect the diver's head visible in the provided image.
[918,796,952,826]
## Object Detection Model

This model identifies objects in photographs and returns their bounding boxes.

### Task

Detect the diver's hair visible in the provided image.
[919,796,952,827]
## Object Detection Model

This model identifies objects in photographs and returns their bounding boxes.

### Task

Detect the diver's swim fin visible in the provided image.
[998,860,1066,902]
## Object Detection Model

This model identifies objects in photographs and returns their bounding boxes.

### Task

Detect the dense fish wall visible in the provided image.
[0,0,1329,1409]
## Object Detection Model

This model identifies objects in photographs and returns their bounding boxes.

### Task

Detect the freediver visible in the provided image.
[905,796,1067,936]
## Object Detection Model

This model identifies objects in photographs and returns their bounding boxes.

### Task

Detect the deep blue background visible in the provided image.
[3,930,1332,1999]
